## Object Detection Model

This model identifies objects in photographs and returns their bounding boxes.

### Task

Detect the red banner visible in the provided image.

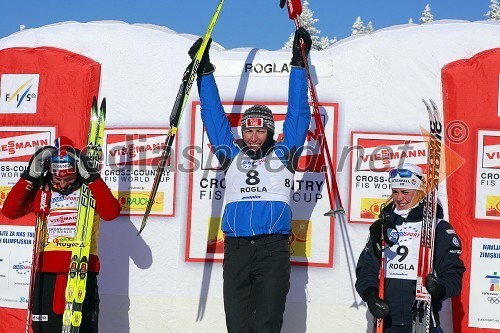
[0,47,100,332]
[442,48,500,332]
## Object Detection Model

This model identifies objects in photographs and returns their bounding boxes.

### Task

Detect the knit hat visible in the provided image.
[389,163,424,190]
[50,136,77,177]
[241,105,275,133]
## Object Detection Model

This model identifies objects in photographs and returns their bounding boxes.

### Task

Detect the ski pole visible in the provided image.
[138,0,225,235]
[26,177,50,333]
[375,208,387,333]
[281,0,344,216]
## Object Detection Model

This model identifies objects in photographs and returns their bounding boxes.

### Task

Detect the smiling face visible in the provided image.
[243,127,268,151]
[391,188,418,210]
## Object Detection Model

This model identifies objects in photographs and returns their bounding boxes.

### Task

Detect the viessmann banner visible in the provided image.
[186,101,338,266]
[349,132,427,223]
[102,128,176,216]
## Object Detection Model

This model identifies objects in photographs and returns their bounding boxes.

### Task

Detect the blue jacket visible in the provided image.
[197,67,311,237]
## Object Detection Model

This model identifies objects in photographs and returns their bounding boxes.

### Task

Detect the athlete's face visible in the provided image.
[243,127,268,151]
[391,188,417,210]
[51,173,78,191]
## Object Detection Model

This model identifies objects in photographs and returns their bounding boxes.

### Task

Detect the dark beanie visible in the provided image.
[241,105,275,133]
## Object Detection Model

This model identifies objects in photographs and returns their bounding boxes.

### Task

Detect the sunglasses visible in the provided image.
[388,168,423,180]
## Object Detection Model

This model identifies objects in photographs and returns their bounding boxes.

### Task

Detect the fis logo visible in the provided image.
[0,74,40,114]
[4,78,36,107]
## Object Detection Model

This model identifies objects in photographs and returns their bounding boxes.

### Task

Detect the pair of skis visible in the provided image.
[138,0,225,234]
[281,0,344,216]
[61,97,106,333]
[411,99,442,333]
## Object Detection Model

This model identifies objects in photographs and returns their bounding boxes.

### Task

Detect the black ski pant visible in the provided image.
[31,272,99,333]
[223,234,290,333]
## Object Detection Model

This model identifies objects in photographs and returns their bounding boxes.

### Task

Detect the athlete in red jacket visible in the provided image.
[3,136,120,333]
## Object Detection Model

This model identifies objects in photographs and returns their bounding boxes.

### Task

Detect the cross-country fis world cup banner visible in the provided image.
[186,101,338,267]
[475,130,500,221]
[349,132,427,223]
[102,128,176,216]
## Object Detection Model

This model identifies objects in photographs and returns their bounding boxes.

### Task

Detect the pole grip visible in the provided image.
[286,0,302,20]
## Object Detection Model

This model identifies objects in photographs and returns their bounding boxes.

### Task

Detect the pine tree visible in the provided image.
[282,0,336,50]
[351,16,365,35]
[364,21,374,33]
[420,4,434,23]
[485,0,500,21]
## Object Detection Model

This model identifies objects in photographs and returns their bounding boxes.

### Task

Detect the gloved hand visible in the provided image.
[21,146,56,183]
[290,27,312,68]
[426,274,446,302]
[188,37,215,76]
[279,0,286,8]
[363,287,390,319]
[67,148,100,184]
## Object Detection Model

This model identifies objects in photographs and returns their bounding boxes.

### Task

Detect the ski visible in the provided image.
[138,0,225,235]
[374,206,387,333]
[281,0,343,216]
[62,97,106,333]
[412,99,442,333]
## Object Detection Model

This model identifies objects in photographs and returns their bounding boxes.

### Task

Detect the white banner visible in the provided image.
[102,128,176,216]
[469,237,500,329]
[0,225,34,309]
[349,132,426,223]
[475,130,500,220]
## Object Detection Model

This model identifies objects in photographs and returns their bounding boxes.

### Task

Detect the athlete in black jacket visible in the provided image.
[355,163,465,332]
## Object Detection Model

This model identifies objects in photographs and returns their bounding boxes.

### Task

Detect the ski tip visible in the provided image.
[92,96,98,108]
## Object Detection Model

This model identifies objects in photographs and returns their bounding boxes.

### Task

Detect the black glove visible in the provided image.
[21,146,56,183]
[426,274,446,302]
[67,148,100,184]
[279,0,286,8]
[188,37,215,76]
[363,287,390,319]
[369,219,398,258]
[290,27,312,68]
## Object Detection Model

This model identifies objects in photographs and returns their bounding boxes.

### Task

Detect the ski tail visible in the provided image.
[412,99,443,333]
[138,0,225,235]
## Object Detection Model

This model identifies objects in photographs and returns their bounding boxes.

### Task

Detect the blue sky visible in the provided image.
[0,0,491,50]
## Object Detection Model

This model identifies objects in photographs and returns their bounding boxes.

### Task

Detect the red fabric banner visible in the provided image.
[0,47,100,332]
[442,48,500,333]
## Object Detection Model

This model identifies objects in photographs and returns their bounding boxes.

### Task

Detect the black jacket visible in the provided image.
[355,202,465,328]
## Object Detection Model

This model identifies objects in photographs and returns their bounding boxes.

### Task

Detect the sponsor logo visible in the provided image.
[32,314,49,322]
[482,135,500,169]
[0,132,51,160]
[0,187,11,205]
[12,261,31,275]
[106,133,167,166]
[116,191,164,212]
[0,74,39,114]
[486,196,500,217]
[359,198,386,219]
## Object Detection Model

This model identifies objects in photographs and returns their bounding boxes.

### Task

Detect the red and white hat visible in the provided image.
[50,136,76,177]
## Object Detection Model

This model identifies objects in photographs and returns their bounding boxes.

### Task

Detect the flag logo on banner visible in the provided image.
[0,74,39,114]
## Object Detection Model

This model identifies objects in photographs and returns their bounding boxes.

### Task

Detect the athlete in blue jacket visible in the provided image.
[191,27,312,332]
